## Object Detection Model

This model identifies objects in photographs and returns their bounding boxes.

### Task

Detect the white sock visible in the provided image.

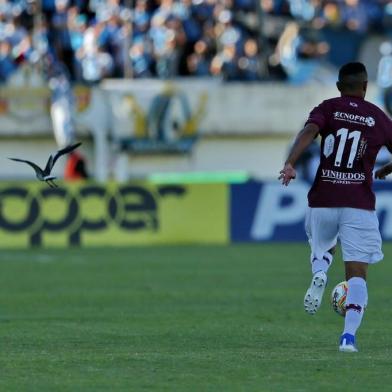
[311,251,333,274]
[343,277,368,336]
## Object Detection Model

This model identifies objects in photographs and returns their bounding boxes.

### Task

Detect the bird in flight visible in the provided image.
[8,142,82,188]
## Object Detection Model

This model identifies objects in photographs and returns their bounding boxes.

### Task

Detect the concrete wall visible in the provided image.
[114,136,291,181]
[0,80,384,181]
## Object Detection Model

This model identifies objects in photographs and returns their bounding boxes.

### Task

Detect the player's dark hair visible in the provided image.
[337,62,367,92]
[338,62,367,81]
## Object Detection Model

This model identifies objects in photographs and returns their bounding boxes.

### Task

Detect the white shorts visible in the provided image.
[305,207,383,264]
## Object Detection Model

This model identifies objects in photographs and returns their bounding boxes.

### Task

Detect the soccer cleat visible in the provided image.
[304,270,327,315]
[339,333,358,353]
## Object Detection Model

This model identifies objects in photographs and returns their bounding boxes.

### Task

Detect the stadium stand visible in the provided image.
[1,0,392,85]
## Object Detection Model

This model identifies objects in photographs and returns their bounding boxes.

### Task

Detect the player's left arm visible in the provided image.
[279,123,319,186]
[376,115,392,180]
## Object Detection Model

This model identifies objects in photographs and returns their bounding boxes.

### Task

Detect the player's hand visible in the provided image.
[279,163,296,186]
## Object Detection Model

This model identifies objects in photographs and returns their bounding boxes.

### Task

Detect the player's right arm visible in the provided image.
[279,123,320,186]
[375,162,392,179]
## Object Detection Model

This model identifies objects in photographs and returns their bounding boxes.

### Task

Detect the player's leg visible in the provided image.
[304,207,339,315]
[338,208,383,352]
[303,244,336,315]
[339,261,368,353]
[305,208,338,275]
[311,246,335,275]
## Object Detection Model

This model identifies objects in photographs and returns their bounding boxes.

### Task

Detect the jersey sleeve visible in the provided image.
[383,115,392,153]
[379,111,392,153]
[305,101,327,131]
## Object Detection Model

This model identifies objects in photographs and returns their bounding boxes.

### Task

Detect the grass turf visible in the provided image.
[0,244,392,391]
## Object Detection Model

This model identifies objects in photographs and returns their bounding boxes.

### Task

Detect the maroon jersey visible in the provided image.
[306,95,392,210]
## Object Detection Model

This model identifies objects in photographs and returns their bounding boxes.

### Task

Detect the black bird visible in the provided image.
[8,142,82,188]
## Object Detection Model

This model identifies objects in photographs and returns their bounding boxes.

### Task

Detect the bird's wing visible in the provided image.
[45,142,82,173]
[8,158,44,175]
[44,154,54,174]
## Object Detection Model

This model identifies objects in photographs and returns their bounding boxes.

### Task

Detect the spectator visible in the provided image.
[51,0,74,78]
[133,0,151,39]
[214,8,242,50]
[187,39,210,76]
[210,43,240,81]
[313,1,342,30]
[130,39,153,77]
[341,0,370,33]
[0,40,16,82]
[238,38,262,81]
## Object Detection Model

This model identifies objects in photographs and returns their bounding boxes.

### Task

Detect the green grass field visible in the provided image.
[1,244,392,391]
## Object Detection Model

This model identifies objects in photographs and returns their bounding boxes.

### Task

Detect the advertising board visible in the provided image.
[0,182,228,247]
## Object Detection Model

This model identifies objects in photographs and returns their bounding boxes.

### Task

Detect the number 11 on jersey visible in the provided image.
[323,128,361,169]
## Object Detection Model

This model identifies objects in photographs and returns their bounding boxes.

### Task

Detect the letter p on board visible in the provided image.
[250,182,308,240]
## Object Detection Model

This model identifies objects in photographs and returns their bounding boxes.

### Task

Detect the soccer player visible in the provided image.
[279,62,392,353]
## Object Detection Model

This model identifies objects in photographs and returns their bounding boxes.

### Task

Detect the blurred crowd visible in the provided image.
[1,0,392,84]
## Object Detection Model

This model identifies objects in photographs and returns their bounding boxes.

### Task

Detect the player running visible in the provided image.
[279,62,392,352]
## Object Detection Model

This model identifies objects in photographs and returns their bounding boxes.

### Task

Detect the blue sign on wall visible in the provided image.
[231,180,392,242]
